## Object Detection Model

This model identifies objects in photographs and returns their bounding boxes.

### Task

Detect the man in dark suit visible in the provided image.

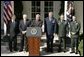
[44,12,57,52]
[58,14,68,52]
[70,16,80,54]
[30,14,43,27]
[19,14,30,52]
[8,15,17,52]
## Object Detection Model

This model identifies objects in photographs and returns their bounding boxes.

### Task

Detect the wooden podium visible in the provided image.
[26,27,42,56]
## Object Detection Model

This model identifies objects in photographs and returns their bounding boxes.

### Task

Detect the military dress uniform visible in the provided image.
[44,17,57,52]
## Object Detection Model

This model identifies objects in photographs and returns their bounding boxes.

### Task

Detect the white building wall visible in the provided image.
[22,1,31,19]
[74,1,83,33]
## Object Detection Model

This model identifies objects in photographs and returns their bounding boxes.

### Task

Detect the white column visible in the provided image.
[41,1,44,32]
[4,22,7,35]
[64,1,67,20]
[64,1,71,38]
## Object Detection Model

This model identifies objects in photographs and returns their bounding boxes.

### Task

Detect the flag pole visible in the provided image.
[11,1,14,15]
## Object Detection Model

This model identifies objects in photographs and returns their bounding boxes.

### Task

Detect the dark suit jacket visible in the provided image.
[44,17,58,35]
[30,20,43,27]
[10,21,17,37]
[7,21,11,34]
[19,19,30,32]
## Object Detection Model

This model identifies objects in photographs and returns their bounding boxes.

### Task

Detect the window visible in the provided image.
[31,1,40,20]
[44,1,53,18]
[31,1,53,20]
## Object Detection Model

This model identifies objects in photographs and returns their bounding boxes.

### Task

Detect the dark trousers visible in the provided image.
[46,34,54,52]
[8,35,17,52]
[59,37,66,51]
[71,35,79,52]
[20,34,28,51]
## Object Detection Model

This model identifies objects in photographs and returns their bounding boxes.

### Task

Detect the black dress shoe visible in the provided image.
[63,50,67,53]
[46,50,50,52]
[10,50,13,52]
[19,50,23,52]
[58,50,62,52]
[14,49,18,51]
[63,49,67,53]
[70,51,75,53]
[58,48,62,52]
[26,50,28,52]
[50,50,54,53]
[46,50,52,53]
[25,49,28,52]
[46,49,50,52]
[75,52,78,54]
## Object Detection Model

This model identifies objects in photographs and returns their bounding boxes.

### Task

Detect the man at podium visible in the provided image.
[27,14,43,56]
[30,14,43,27]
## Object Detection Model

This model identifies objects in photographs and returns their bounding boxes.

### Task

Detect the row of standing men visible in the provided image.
[7,12,80,54]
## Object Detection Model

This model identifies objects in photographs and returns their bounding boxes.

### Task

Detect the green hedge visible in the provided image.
[78,40,83,56]
[78,33,83,56]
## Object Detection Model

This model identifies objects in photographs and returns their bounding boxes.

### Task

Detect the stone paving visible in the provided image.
[1,35,80,56]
